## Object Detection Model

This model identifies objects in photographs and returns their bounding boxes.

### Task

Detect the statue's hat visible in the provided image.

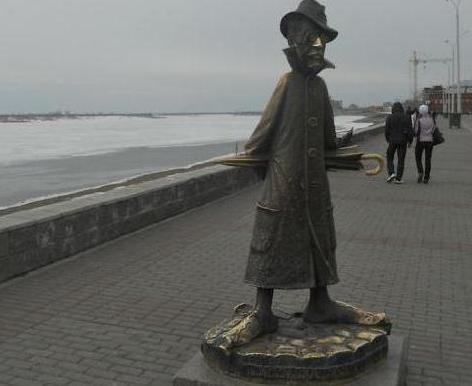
[280,0,338,42]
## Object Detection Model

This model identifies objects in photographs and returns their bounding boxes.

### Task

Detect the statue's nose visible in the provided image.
[312,37,324,48]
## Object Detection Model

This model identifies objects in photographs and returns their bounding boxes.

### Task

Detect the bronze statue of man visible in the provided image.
[226,0,387,346]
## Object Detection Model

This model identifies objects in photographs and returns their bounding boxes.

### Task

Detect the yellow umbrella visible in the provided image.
[212,145,384,176]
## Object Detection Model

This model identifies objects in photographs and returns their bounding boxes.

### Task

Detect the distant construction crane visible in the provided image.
[410,51,451,103]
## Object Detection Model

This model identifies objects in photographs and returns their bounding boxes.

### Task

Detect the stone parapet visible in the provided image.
[0,165,260,283]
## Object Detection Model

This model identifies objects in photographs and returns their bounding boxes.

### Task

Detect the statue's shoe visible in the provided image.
[340,302,392,334]
[206,304,279,354]
[304,301,391,334]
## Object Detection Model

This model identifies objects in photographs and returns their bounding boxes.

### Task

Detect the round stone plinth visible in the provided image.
[202,315,389,383]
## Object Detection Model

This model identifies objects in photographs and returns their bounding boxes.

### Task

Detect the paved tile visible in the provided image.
[0,117,471,385]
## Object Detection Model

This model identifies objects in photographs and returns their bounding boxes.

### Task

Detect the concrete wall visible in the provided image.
[351,123,385,143]
[0,165,260,283]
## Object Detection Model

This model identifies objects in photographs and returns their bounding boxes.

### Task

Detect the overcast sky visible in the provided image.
[1,0,471,113]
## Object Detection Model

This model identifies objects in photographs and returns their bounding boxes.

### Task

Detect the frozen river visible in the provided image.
[0,114,373,209]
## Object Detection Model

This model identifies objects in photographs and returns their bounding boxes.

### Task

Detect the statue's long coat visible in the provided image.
[244,70,339,289]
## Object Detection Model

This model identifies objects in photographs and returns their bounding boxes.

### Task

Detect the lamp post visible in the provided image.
[445,0,462,127]
[443,63,451,117]
[444,40,455,115]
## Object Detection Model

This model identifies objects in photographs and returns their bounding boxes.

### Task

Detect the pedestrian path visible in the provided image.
[0,117,471,386]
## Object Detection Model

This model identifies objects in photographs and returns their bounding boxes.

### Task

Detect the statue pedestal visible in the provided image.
[173,334,405,386]
[174,313,405,386]
[202,316,391,382]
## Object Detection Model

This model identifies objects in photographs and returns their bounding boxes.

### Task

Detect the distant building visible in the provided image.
[422,86,444,113]
[455,80,472,114]
[347,103,359,110]
[422,81,472,114]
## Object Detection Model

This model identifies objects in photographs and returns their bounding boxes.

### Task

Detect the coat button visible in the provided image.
[309,181,320,189]
[307,147,317,158]
[307,117,318,127]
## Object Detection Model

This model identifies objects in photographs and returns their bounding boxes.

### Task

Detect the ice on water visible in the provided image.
[0,114,371,166]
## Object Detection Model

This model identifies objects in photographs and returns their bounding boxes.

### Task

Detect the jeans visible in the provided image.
[386,143,407,180]
[415,142,433,179]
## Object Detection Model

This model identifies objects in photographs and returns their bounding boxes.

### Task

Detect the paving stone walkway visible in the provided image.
[0,117,471,386]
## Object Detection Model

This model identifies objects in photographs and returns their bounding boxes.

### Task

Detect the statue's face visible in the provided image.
[287,17,326,72]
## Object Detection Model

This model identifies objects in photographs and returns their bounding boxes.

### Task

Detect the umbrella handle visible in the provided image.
[361,153,385,176]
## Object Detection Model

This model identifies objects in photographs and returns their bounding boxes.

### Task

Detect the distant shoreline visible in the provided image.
[0,112,261,123]
[0,109,384,123]
[0,113,160,123]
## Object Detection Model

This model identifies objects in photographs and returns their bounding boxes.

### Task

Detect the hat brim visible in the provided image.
[280,12,338,42]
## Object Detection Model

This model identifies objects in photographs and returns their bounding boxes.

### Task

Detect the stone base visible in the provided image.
[201,311,392,382]
[173,334,406,386]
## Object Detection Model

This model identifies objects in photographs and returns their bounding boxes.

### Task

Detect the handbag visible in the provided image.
[432,127,445,146]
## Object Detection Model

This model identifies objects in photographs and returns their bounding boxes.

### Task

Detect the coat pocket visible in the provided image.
[250,203,281,253]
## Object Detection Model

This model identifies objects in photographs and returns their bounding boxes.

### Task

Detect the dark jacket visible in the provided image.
[244,55,339,290]
[385,102,414,145]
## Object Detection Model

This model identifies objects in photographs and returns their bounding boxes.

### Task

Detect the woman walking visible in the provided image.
[385,102,413,184]
[415,104,435,184]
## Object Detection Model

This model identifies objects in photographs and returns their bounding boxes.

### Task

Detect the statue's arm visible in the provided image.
[245,74,289,155]
[323,81,337,150]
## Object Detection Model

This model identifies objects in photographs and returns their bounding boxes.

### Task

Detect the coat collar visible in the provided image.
[283,47,335,76]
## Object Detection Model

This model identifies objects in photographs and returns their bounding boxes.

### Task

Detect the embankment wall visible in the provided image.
[0,166,260,283]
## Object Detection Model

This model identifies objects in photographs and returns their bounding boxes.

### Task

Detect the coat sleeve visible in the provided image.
[322,80,337,150]
[245,74,289,155]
